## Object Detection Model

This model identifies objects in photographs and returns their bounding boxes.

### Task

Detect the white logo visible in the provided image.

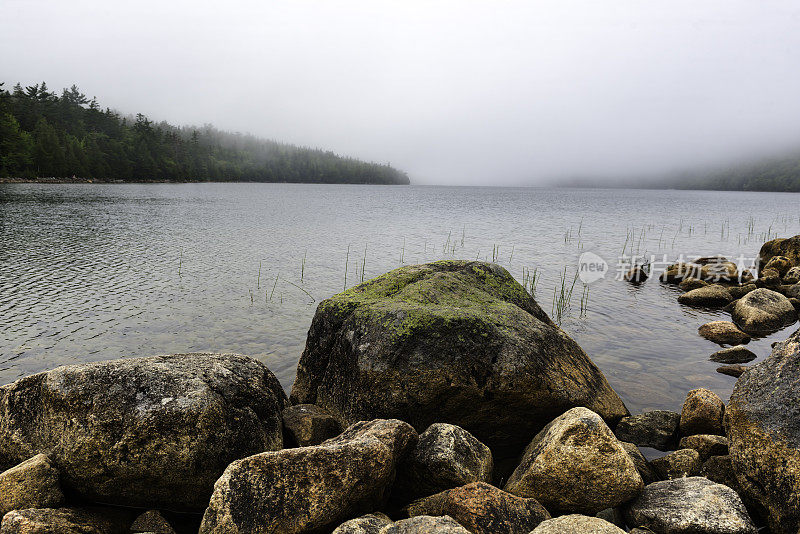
[578,252,608,284]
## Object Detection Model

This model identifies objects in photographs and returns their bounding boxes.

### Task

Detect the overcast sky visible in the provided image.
[3,1,800,185]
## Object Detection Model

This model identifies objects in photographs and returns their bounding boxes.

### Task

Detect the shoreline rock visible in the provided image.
[503,407,643,515]
[290,261,628,460]
[0,353,288,511]
[727,328,800,533]
[199,419,417,534]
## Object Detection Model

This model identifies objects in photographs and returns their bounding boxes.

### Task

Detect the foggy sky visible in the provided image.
[3,0,800,185]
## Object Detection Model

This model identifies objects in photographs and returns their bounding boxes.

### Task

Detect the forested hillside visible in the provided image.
[0,82,409,184]
[668,154,800,192]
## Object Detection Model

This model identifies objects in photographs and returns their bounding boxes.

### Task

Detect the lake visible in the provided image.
[2,183,799,415]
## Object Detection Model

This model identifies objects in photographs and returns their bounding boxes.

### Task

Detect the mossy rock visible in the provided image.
[290,261,628,459]
[727,328,800,534]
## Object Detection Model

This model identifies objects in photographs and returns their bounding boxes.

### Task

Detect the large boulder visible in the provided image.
[731,288,797,335]
[290,261,628,458]
[406,482,550,534]
[199,419,417,534]
[758,235,800,271]
[0,353,287,511]
[623,477,757,534]
[531,515,625,533]
[395,423,493,502]
[726,328,800,533]
[0,454,64,517]
[614,410,680,451]
[503,407,643,515]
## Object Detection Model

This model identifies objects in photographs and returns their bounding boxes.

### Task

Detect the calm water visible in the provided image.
[2,183,799,414]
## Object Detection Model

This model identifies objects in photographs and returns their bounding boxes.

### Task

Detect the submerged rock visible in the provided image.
[0,507,133,534]
[679,388,725,436]
[290,261,627,459]
[624,477,757,534]
[0,454,64,517]
[709,345,757,364]
[0,353,288,511]
[504,407,643,515]
[614,410,680,451]
[698,321,750,345]
[716,364,747,378]
[282,404,342,447]
[727,328,800,533]
[395,423,493,502]
[406,482,549,534]
[531,515,625,533]
[650,449,701,480]
[199,419,417,534]
[731,288,797,335]
[624,264,650,283]
[677,284,733,307]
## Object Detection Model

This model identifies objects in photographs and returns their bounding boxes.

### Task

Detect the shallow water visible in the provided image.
[1,183,799,414]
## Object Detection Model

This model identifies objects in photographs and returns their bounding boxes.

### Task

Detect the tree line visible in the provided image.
[669,155,800,192]
[0,82,409,184]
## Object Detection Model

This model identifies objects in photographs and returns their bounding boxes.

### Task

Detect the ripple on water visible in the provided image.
[1,183,799,414]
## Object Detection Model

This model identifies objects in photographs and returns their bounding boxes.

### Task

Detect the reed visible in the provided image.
[301,251,307,283]
[344,244,350,290]
[269,273,279,301]
[361,244,367,283]
[579,284,589,317]
[552,267,578,324]
[257,261,261,289]
[178,248,183,277]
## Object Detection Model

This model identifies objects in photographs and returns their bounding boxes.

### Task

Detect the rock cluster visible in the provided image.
[658,240,800,383]
[0,259,796,533]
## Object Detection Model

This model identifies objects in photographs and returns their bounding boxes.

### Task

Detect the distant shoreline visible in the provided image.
[0,177,411,185]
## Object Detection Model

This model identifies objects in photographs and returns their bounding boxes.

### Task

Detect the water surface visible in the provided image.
[2,183,799,414]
